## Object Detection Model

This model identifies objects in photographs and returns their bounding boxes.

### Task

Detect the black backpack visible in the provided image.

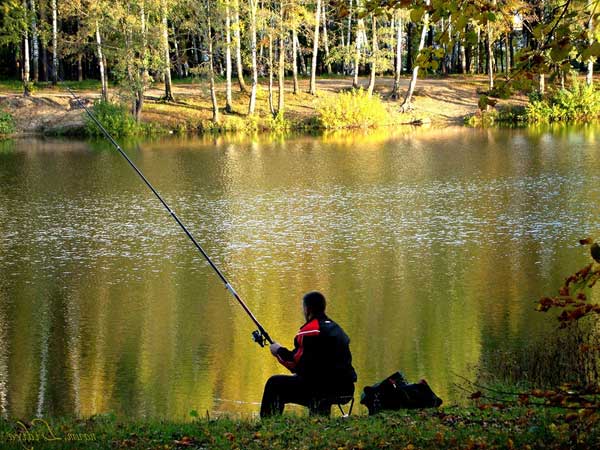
[360,371,443,415]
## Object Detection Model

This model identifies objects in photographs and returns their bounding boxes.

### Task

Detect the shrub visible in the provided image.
[85,100,142,137]
[0,109,15,136]
[316,89,388,129]
[265,112,290,133]
[526,82,600,123]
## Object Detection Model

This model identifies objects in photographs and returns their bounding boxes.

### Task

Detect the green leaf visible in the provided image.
[580,42,600,62]
[550,44,572,62]
[410,7,425,23]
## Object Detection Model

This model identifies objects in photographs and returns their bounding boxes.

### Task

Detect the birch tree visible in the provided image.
[161,0,174,101]
[224,0,233,112]
[309,0,321,95]
[366,15,377,96]
[51,0,58,85]
[401,0,429,111]
[248,0,258,114]
[233,0,247,92]
[30,0,39,82]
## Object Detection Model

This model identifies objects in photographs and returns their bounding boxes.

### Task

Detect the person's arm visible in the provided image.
[270,341,298,372]
[272,320,321,372]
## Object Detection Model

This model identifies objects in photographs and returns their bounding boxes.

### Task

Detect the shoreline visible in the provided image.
[0,75,526,138]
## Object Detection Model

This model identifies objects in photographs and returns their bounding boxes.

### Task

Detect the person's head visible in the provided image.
[302,291,326,321]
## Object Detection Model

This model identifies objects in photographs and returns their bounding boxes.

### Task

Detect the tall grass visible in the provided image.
[479,318,600,388]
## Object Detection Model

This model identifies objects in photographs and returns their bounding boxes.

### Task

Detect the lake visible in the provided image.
[1,125,599,420]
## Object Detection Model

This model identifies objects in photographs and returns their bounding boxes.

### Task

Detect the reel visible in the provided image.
[252,329,267,347]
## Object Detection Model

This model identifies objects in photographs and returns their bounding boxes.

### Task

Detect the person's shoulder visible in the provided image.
[298,318,321,334]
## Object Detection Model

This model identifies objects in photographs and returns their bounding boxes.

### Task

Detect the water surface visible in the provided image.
[1,126,599,419]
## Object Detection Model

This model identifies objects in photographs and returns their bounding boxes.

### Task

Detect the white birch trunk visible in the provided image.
[309,0,322,95]
[161,0,174,101]
[95,21,108,102]
[322,0,331,74]
[225,1,233,112]
[292,28,299,94]
[401,1,429,110]
[51,0,57,85]
[248,0,258,114]
[31,0,39,82]
[367,15,377,96]
[234,0,247,92]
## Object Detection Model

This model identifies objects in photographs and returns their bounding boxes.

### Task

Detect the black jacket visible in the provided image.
[276,314,357,387]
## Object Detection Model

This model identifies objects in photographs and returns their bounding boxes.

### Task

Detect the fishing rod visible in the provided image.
[62,83,273,348]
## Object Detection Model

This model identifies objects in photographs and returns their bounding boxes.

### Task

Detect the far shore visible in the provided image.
[0,75,527,137]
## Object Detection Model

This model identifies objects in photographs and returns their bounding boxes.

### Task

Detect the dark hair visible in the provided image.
[303,291,326,315]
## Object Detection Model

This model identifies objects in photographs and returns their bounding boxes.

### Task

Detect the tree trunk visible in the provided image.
[309,0,322,95]
[268,30,275,117]
[347,0,353,75]
[391,15,403,99]
[587,12,594,86]
[40,0,47,81]
[161,0,174,101]
[234,0,248,92]
[77,54,83,81]
[95,21,108,102]
[51,0,57,85]
[134,87,144,122]
[353,18,364,88]
[207,7,219,123]
[22,0,31,96]
[367,15,377,96]
[401,2,429,111]
[172,26,183,77]
[277,2,285,114]
[504,33,510,75]
[292,28,299,94]
[141,1,148,81]
[296,33,307,75]
[499,40,504,73]
[476,28,482,74]
[225,1,233,112]
[539,73,545,95]
[322,0,331,75]
[135,1,147,123]
[510,34,515,72]
[487,24,494,90]
[406,21,413,72]
[248,0,258,114]
[31,0,39,82]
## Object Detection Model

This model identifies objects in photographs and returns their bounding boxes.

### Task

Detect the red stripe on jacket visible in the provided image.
[276,319,320,371]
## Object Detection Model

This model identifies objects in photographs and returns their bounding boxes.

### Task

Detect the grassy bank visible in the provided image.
[0,406,597,449]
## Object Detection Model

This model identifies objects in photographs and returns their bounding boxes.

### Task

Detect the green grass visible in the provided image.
[0,109,15,136]
[0,79,23,93]
[0,78,106,93]
[0,406,597,449]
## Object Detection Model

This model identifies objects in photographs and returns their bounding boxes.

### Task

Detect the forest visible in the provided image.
[0,0,599,124]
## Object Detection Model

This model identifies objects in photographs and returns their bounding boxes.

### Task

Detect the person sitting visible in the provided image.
[260,291,357,417]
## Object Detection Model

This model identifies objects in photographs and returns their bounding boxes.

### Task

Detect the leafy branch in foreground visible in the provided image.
[537,238,600,326]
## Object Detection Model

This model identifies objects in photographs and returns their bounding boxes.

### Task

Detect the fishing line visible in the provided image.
[60,81,272,347]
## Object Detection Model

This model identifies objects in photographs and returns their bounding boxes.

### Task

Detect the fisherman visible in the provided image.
[260,291,357,417]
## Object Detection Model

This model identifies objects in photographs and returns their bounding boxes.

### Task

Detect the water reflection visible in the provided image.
[0,126,599,419]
